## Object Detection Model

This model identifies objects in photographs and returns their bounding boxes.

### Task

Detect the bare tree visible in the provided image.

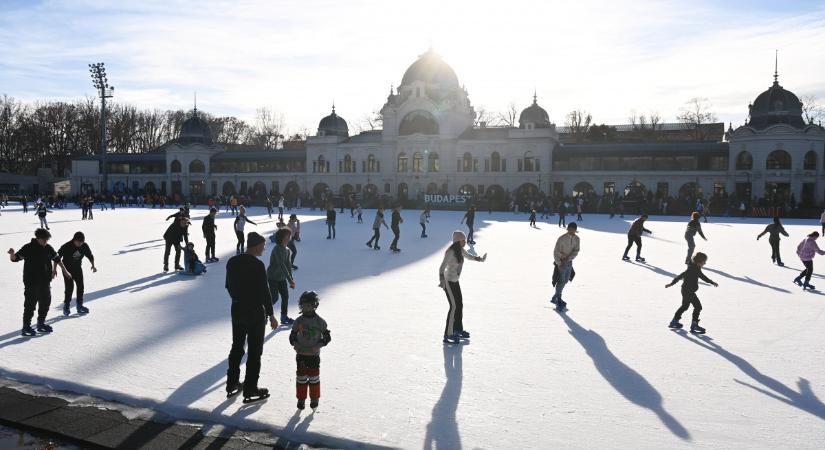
[801,94,824,124]
[473,106,495,127]
[496,102,518,128]
[565,110,592,144]
[677,97,717,140]
[353,109,384,134]
[251,107,286,150]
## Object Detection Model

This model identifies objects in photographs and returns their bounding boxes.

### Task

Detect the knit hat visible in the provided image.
[73,231,85,242]
[452,230,466,243]
[247,232,266,248]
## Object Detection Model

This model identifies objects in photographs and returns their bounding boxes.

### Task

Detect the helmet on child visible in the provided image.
[299,291,320,313]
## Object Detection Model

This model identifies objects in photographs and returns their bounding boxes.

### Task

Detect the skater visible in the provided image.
[551,222,580,311]
[57,231,96,316]
[366,208,388,250]
[696,198,707,223]
[420,208,430,238]
[278,196,285,222]
[290,290,331,410]
[666,252,717,334]
[390,205,403,252]
[268,227,296,325]
[438,230,486,344]
[163,215,189,272]
[326,205,336,239]
[225,232,277,402]
[461,206,476,244]
[287,214,300,269]
[793,231,825,290]
[266,196,273,219]
[558,200,567,228]
[234,206,257,254]
[34,203,51,230]
[684,212,707,264]
[356,203,363,223]
[820,209,825,235]
[202,207,218,262]
[576,197,583,221]
[529,209,537,228]
[757,216,789,266]
[21,196,28,213]
[8,228,71,336]
[622,214,652,262]
[183,242,207,275]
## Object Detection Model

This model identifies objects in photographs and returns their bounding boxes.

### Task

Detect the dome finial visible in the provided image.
[193,91,198,116]
[332,101,336,115]
[533,89,537,105]
[774,49,779,85]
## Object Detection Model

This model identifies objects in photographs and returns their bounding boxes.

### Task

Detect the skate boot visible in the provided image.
[690,320,706,334]
[777,261,784,267]
[226,381,243,398]
[297,399,305,410]
[622,255,630,261]
[443,334,460,344]
[36,322,53,333]
[242,387,270,403]
[793,277,803,286]
[366,242,372,248]
[374,246,381,250]
[635,256,646,263]
[175,265,184,271]
[77,304,89,315]
[280,314,294,325]
[163,265,169,272]
[458,330,470,339]
[63,304,71,317]
[668,319,683,329]
[555,299,568,312]
[310,399,319,409]
[550,295,558,304]
[21,325,36,337]
[212,257,220,262]
[804,283,816,290]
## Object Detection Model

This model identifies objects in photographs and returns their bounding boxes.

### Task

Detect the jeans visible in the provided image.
[288,240,298,265]
[467,224,474,242]
[420,223,427,237]
[235,230,245,253]
[797,260,814,285]
[205,235,216,259]
[23,283,51,327]
[391,226,400,249]
[685,234,696,263]
[769,239,781,263]
[674,291,702,322]
[367,228,381,247]
[327,223,336,239]
[624,236,642,258]
[163,239,182,268]
[554,263,573,299]
[63,268,84,307]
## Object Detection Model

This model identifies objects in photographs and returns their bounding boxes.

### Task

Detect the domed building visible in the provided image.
[317,105,349,138]
[519,94,552,129]
[177,109,214,145]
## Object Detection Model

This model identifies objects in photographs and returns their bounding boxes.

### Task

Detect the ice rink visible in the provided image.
[0,204,823,449]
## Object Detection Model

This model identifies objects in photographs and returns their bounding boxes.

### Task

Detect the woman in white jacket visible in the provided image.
[438,230,487,344]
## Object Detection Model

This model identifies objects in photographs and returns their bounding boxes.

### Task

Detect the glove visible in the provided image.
[322,329,332,346]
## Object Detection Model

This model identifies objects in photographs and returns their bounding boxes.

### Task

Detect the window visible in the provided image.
[189,159,205,173]
[656,182,669,198]
[366,154,378,173]
[313,155,329,173]
[603,182,615,196]
[384,183,391,193]
[413,152,424,172]
[735,151,753,170]
[491,152,502,172]
[397,152,408,172]
[522,151,536,172]
[428,152,440,172]
[766,150,791,170]
[804,151,817,170]
[460,152,474,172]
[170,160,182,173]
[340,154,355,173]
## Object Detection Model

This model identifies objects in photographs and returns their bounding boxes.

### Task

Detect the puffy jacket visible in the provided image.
[553,233,580,266]
[796,238,825,262]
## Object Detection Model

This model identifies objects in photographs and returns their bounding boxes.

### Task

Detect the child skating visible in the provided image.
[793,231,825,290]
[756,216,789,266]
[529,209,537,227]
[289,291,331,410]
[623,214,652,262]
[665,252,718,334]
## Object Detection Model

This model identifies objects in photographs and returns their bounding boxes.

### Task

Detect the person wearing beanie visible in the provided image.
[757,216,789,266]
[438,230,487,344]
[666,252,717,334]
[202,207,218,262]
[551,222,580,311]
[622,214,652,262]
[225,231,277,402]
[233,206,257,254]
[794,231,825,290]
[267,227,296,325]
[8,228,71,336]
[57,231,97,316]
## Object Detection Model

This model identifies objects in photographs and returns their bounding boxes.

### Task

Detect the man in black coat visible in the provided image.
[202,207,218,262]
[163,215,189,272]
[390,205,403,251]
[8,228,71,336]
[57,231,97,316]
[225,232,278,400]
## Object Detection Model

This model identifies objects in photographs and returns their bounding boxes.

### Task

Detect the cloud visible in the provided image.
[1,0,825,132]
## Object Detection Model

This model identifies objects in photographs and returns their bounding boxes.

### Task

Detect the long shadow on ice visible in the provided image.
[423,344,464,450]
[702,267,791,294]
[561,314,691,440]
[676,332,825,421]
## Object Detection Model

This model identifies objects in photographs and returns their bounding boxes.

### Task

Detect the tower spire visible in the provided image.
[774,49,779,84]
[332,100,336,114]
[533,88,537,104]
[193,91,198,116]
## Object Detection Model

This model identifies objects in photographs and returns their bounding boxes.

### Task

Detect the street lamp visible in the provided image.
[89,62,114,194]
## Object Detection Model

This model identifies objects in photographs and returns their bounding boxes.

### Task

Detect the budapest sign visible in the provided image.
[424,194,472,204]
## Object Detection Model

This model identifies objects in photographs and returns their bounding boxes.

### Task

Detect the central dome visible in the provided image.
[401,49,460,88]
[178,110,213,145]
[748,74,805,130]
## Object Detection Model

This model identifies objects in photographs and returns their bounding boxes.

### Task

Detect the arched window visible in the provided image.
[144,181,156,194]
[222,181,236,195]
[189,159,205,173]
[399,110,439,135]
[412,152,423,172]
[397,152,408,172]
[491,152,502,172]
[462,152,473,172]
[398,183,409,199]
[314,155,329,173]
[735,151,753,170]
[678,182,700,199]
[804,151,817,170]
[522,151,536,172]
[366,154,378,173]
[573,182,595,197]
[766,150,791,170]
[170,160,182,173]
[428,152,440,172]
[339,154,354,173]
[458,184,475,196]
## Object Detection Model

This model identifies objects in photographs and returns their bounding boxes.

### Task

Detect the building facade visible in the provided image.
[71,50,825,210]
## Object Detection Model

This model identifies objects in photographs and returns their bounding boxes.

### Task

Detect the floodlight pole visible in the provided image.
[89,62,114,194]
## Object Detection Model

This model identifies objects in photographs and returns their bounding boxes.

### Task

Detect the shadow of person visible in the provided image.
[561,314,691,440]
[423,344,464,450]
[675,332,825,421]
[628,261,681,279]
[702,267,791,294]
[282,410,315,440]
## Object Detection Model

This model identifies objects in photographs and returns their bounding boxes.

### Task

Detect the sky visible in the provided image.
[2,0,825,134]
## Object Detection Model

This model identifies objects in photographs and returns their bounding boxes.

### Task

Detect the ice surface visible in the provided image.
[0,205,824,449]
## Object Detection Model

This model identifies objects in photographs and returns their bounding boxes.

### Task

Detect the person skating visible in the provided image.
[162,215,189,272]
[551,222,580,311]
[420,209,430,238]
[390,205,403,252]
[793,231,825,290]
[558,201,567,228]
[234,206,257,254]
[278,196,285,222]
[684,212,707,264]
[757,216,789,266]
[366,208,388,250]
[290,290,331,410]
[225,232,278,402]
[287,214,300,270]
[183,242,207,275]
[34,203,51,230]
[268,228,296,325]
[576,198,583,221]
[356,203,363,223]
[622,214,652,262]
[21,196,28,213]
[266,196,273,219]
[438,230,487,344]
[696,199,708,223]
[202,207,218,262]
[461,206,476,244]
[665,252,717,334]
[8,228,71,336]
[529,209,537,228]
[326,206,336,239]
[57,232,96,316]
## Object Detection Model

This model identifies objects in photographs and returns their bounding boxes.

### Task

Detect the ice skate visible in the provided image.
[21,326,36,337]
[690,320,706,334]
[622,255,630,261]
[803,283,816,291]
[242,387,270,403]
[36,322,53,333]
[77,305,89,315]
[793,278,803,286]
[635,256,646,263]
[310,399,319,410]
[443,334,460,344]
[226,381,242,398]
[366,242,372,248]
[458,330,470,339]
[668,319,683,329]
[297,399,305,410]
[555,299,567,312]
[550,295,558,304]
[163,265,169,272]
[63,304,71,317]
[280,314,294,325]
